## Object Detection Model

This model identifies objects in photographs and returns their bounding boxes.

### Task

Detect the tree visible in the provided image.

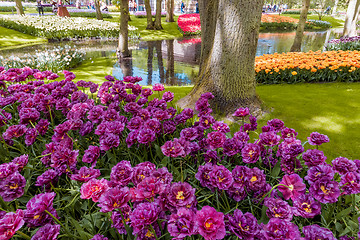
[94,0,103,20]
[15,0,24,15]
[290,0,310,52]
[144,0,154,29]
[177,0,264,114]
[154,0,163,29]
[332,0,339,14]
[343,0,360,37]
[166,0,175,22]
[165,40,175,85]
[117,0,131,59]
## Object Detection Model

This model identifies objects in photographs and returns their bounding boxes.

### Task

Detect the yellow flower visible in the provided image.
[291,71,297,75]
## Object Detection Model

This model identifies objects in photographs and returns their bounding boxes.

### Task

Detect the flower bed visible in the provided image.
[0,15,139,40]
[134,11,167,18]
[255,50,360,84]
[305,19,331,29]
[0,67,360,239]
[326,36,360,51]
[69,11,113,18]
[0,45,85,72]
[177,13,201,36]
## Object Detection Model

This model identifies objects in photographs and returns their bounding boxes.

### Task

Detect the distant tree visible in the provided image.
[144,0,154,29]
[15,0,24,15]
[166,0,175,22]
[94,0,103,20]
[343,0,360,37]
[311,0,334,20]
[154,0,163,29]
[290,0,310,52]
[117,0,131,59]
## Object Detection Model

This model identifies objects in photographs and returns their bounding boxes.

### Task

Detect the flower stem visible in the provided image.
[16,231,31,240]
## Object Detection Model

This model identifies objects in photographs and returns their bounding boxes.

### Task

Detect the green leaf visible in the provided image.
[335,207,352,220]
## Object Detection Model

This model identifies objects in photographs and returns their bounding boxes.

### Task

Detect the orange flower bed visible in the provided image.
[261,14,298,23]
[255,51,360,84]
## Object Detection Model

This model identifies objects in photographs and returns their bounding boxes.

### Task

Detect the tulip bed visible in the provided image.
[0,45,85,72]
[0,15,139,40]
[1,67,360,239]
[326,36,360,51]
[255,50,360,84]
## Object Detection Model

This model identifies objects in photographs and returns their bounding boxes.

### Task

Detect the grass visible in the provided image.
[286,14,344,28]
[69,58,360,160]
[105,15,182,41]
[0,26,46,50]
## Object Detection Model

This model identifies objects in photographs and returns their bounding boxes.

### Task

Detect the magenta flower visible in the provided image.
[161,138,187,158]
[209,165,233,190]
[31,224,60,240]
[259,131,280,147]
[278,174,306,200]
[132,162,156,185]
[195,163,215,191]
[132,176,165,202]
[206,131,226,150]
[24,192,58,227]
[309,179,340,203]
[111,205,131,235]
[340,172,360,195]
[195,206,226,240]
[233,107,249,117]
[80,178,109,202]
[11,155,28,171]
[293,194,321,218]
[99,134,120,151]
[97,186,131,212]
[35,169,59,192]
[90,234,109,240]
[2,124,27,140]
[232,165,250,189]
[70,166,101,182]
[332,157,357,175]
[226,209,260,239]
[82,146,100,166]
[162,91,174,102]
[241,143,261,163]
[0,209,24,240]
[305,164,334,185]
[302,224,336,240]
[152,83,165,91]
[307,132,330,145]
[130,202,160,233]
[166,182,197,209]
[264,198,293,221]
[246,167,266,191]
[264,218,301,239]
[168,208,197,239]
[302,149,327,167]
[0,171,26,201]
[267,119,285,132]
[110,160,133,187]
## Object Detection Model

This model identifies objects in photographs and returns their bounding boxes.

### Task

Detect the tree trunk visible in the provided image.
[343,0,360,37]
[15,0,24,15]
[120,58,133,76]
[290,0,310,52]
[166,40,175,85]
[147,42,154,85]
[332,0,339,15]
[155,41,165,84]
[117,0,131,59]
[145,0,154,29]
[94,0,103,20]
[177,0,264,115]
[166,0,174,22]
[154,0,163,29]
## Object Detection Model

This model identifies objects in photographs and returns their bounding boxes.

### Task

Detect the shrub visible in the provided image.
[69,11,113,18]
[0,6,16,12]
[326,36,360,51]
[282,10,313,14]
[0,45,85,72]
[255,50,360,84]
[0,15,139,40]
[0,67,359,239]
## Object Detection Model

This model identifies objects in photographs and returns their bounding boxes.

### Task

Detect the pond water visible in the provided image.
[0,28,344,86]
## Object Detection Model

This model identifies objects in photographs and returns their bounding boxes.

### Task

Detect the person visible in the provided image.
[195,0,199,13]
[37,0,44,15]
[180,1,185,13]
[76,0,80,9]
[134,1,137,12]
[101,1,108,11]
[324,6,331,14]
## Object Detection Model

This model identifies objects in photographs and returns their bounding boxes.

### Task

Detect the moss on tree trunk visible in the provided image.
[290,0,310,52]
[177,0,264,115]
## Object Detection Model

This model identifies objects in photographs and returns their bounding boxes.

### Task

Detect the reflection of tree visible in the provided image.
[165,40,175,85]
[155,41,165,84]
[120,57,133,77]
[147,41,154,85]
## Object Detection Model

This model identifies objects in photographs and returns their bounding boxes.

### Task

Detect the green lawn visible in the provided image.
[286,14,344,28]
[0,26,46,50]
[71,58,360,160]
[106,15,183,41]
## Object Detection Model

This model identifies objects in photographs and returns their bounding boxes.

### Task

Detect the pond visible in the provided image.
[0,28,343,86]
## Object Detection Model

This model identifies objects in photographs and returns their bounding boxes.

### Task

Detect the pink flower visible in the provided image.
[80,178,109,202]
[0,209,24,240]
[152,83,165,91]
[195,206,226,240]
[278,174,306,200]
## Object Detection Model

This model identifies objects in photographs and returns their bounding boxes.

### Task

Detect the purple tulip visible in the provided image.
[293,194,321,218]
[195,206,226,240]
[168,208,197,239]
[0,209,24,240]
[278,174,306,200]
[0,171,26,202]
[226,209,260,239]
[209,165,233,190]
[302,224,336,240]
[264,198,293,221]
[309,179,340,204]
[332,157,357,175]
[24,192,58,227]
[264,218,301,239]
[166,182,197,209]
[31,224,60,240]
[307,132,329,146]
[130,202,160,234]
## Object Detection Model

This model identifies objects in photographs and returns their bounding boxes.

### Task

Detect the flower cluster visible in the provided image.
[0,45,85,72]
[255,50,360,84]
[0,15,139,40]
[0,66,359,239]
[177,14,201,36]
[327,35,360,51]
[134,11,167,18]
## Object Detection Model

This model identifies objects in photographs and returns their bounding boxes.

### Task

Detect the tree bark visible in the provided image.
[117,0,131,59]
[177,0,264,115]
[155,41,165,84]
[120,58,133,76]
[15,0,24,15]
[290,0,310,52]
[166,40,175,85]
[166,0,174,22]
[343,0,360,37]
[94,0,103,20]
[145,0,154,29]
[154,0,163,29]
